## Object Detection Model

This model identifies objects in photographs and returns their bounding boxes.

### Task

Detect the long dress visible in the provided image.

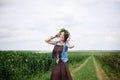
[50,45,72,80]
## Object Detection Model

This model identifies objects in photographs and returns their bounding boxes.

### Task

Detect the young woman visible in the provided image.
[45,28,74,80]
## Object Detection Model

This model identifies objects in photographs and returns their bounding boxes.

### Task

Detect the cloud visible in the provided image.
[0,0,120,50]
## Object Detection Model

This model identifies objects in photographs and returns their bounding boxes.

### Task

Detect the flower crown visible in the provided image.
[59,28,70,37]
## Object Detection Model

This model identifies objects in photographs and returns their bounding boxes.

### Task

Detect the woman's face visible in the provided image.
[59,32,65,41]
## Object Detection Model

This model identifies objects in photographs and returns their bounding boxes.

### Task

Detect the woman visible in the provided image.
[45,28,74,80]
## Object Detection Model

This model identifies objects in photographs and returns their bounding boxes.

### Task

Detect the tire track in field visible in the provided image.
[71,56,91,76]
[93,56,110,80]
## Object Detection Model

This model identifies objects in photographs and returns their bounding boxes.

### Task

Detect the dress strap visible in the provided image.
[52,41,58,59]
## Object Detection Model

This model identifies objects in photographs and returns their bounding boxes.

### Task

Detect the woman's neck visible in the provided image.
[59,40,64,45]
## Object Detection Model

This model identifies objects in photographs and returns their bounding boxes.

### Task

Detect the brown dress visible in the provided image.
[50,45,72,80]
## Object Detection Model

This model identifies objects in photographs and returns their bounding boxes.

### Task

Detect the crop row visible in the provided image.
[94,52,120,80]
[0,51,89,80]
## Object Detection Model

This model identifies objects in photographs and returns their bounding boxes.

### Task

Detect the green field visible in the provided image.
[0,51,120,80]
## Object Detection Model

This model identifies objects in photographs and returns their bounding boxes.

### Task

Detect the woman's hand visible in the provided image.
[67,37,70,41]
[45,33,60,45]
[55,33,60,38]
[66,38,74,49]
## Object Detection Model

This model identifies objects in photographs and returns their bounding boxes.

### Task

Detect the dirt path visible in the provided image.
[93,56,110,80]
[71,56,110,80]
[71,56,91,76]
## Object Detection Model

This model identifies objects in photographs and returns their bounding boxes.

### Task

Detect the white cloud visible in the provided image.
[0,0,120,50]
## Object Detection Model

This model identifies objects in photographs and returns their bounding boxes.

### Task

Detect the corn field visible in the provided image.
[0,51,120,80]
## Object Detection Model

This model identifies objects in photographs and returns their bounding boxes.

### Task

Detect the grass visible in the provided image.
[73,56,98,80]
[31,71,51,80]
[0,51,120,80]
[31,56,89,80]
[94,53,120,80]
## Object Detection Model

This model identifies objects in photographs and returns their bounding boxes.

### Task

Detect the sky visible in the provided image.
[0,0,120,50]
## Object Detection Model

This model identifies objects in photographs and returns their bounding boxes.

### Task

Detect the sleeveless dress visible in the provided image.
[50,45,72,80]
